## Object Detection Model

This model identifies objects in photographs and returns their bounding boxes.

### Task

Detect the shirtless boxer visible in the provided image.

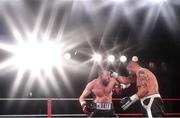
[79,70,129,117]
[116,61,164,117]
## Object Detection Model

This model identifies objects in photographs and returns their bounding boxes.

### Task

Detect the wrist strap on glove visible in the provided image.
[121,94,139,110]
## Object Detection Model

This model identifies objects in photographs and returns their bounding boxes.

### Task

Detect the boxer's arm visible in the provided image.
[117,76,131,87]
[110,71,131,88]
[120,70,148,110]
[136,70,149,98]
[79,82,94,114]
[79,82,93,105]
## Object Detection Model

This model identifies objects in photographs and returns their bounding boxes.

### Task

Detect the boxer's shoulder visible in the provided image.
[139,68,151,73]
[137,68,149,74]
[87,79,97,87]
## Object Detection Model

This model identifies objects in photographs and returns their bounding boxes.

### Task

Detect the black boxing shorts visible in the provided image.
[140,94,165,117]
[89,103,118,117]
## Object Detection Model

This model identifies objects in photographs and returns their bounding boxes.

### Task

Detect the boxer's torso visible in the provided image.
[91,78,115,103]
[136,68,159,97]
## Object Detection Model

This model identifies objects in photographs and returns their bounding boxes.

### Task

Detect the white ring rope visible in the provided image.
[0,98,179,117]
[0,98,93,101]
[0,98,90,117]
[0,114,87,117]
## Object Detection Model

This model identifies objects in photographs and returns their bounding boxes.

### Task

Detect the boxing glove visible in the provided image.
[81,101,96,115]
[120,94,139,110]
[110,71,119,78]
[114,85,122,95]
[119,83,126,89]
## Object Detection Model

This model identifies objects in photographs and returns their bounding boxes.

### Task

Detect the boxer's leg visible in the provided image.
[150,98,165,117]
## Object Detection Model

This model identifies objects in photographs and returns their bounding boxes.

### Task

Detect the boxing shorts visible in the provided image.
[89,103,118,117]
[140,94,165,118]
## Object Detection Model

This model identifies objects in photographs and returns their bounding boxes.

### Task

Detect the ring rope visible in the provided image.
[0,113,180,117]
[0,98,180,101]
[0,97,179,117]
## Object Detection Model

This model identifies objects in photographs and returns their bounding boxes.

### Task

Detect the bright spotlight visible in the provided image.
[149,0,167,4]
[64,53,71,60]
[120,55,127,63]
[93,53,102,62]
[13,42,61,70]
[108,55,115,63]
[132,56,138,62]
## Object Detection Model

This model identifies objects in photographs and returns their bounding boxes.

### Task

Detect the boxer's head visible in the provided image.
[126,61,140,75]
[99,70,111,86]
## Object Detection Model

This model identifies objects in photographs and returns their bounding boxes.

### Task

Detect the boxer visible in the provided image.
[118,61,165,117]
[79,70,129,117]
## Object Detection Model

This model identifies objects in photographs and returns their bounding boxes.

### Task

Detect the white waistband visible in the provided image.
[141,94,161,101]
[96,103,112,110]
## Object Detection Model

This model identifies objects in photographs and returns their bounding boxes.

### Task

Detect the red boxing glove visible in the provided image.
[114,85,122,95]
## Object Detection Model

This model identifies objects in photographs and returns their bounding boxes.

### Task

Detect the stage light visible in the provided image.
[64,53,71,60]
[29,92,32,97]
[0,0,88,98]
[120,55,127,63]
[108,55,115,63]
[13,42,62,70]
[0,40,64,97]
[132,56,138,62]
[93,53,102,62]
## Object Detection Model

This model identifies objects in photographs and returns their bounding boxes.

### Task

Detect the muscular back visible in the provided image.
[136,68,159,98]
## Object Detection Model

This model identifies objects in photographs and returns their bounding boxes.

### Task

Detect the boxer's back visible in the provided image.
[137,68,159,97]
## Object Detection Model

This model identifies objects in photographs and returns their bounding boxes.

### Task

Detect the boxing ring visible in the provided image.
[0,98,180,117]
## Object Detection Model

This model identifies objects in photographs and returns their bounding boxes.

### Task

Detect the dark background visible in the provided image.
[0,0,180,116]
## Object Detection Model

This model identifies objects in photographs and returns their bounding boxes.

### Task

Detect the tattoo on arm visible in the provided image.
[138,70,148,80]
[137,70,148,87]
[137,70,149,97]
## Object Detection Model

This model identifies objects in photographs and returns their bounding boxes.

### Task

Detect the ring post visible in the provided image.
[47,98,52,118]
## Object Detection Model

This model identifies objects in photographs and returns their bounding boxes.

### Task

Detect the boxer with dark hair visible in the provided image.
[118,61,165,117]
[79,70,130,117]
